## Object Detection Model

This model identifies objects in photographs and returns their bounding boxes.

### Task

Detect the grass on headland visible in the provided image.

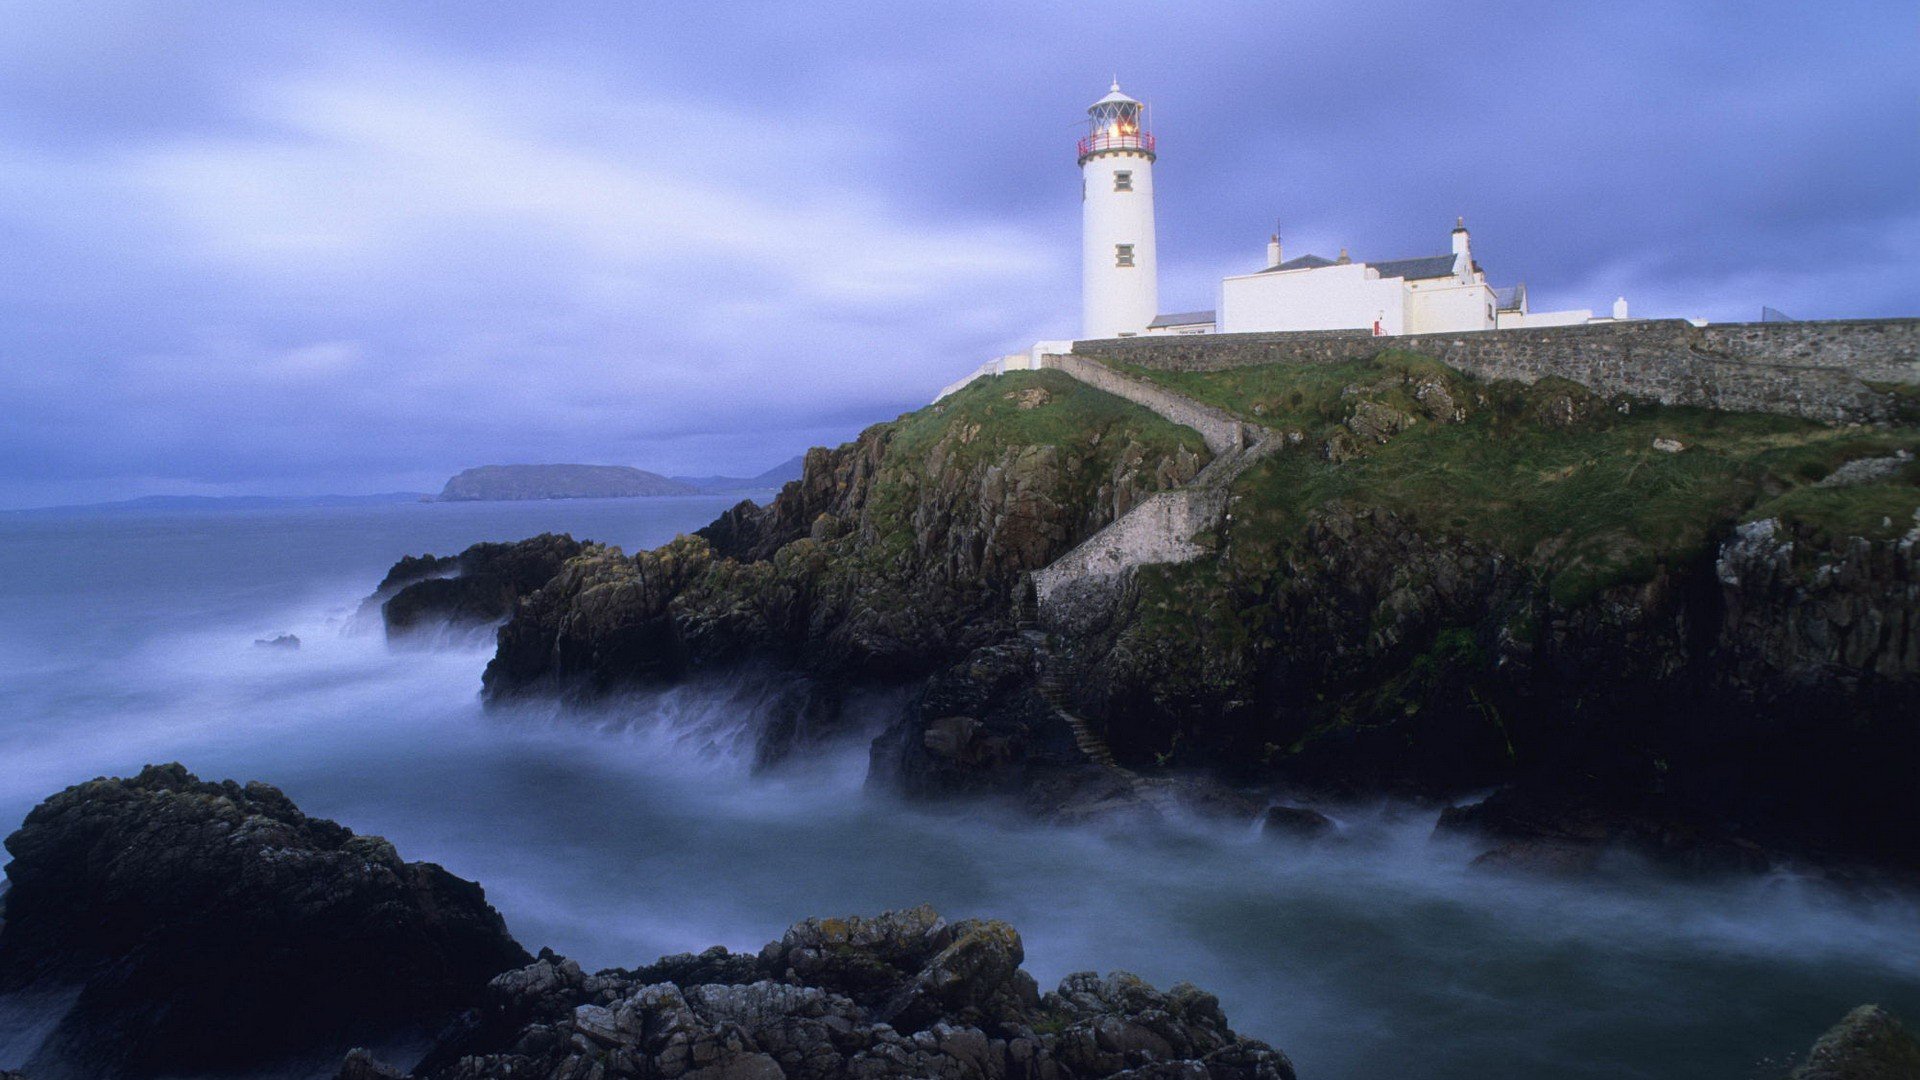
[1108,351,1920,605]
[890,368,1209,470]
[846,368,1213,575]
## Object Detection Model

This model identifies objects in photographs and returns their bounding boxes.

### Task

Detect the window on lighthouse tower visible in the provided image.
[1114,170,1133,191]
[1116,244,1135,267]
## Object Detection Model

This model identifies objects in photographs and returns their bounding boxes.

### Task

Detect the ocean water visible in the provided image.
[0,497,1916,1079]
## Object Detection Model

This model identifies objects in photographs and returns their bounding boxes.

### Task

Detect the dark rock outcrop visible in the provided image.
[378,533,587,638]
[1260,806,1335,841]
[1434,783,1772,876]
[867,640,1120,815]
[1792,1004,1920,1079]
[0,764,530,1078]
[353,905,1294,1080]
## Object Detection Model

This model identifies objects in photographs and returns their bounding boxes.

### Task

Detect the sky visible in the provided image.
[1,1,1915,508]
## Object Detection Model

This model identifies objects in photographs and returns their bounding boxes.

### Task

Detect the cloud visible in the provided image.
[0,29,1071,505]
[0,1,1913,507]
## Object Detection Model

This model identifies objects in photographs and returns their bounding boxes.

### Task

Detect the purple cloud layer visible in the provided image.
[1,1,1914,506]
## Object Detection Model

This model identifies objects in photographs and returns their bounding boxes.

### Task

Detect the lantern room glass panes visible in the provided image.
[1079,96,1153,159]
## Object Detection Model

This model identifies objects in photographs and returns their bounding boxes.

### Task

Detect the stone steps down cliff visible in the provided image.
[1027,353,1279,631]
[1015,352,1286,774]
[1034,660,1190,817]
[1034,665,1119,769]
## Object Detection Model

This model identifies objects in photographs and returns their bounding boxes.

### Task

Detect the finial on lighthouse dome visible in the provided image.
[1092,80,1141,108]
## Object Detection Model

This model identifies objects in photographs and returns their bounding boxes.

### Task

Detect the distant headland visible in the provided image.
[438,456,806,502]
[437,464,699,501]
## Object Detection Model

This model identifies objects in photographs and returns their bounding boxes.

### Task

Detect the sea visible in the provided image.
[0,496,1915,1079]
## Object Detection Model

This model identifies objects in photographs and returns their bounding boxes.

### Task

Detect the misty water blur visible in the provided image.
[0,497,1916,1079]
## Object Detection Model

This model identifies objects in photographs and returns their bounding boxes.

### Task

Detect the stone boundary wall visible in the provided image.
[1042,353,1254,454]
[1072,318,1919,424]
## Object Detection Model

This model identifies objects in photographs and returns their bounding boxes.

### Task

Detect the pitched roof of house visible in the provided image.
[1492,284,1527,312]
[1148,310,1217,328]
[1370,254,1459,280]
[1258,254,1337,273]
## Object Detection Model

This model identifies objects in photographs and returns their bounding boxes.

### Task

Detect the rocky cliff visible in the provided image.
[1059,353,1920,870]
[479,370,1206,712]
[0,765,529,1078]
[382,356,1920,873]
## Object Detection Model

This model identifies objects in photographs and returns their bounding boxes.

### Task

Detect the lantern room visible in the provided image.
[1078,82,1155,163]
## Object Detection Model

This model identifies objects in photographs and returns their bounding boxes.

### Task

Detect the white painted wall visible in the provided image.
[1404,280,1498,334]
[1081,151,1158,339]
[1496,308,1593,329]
[933,358,1004,403]
[1218,263,1405,335]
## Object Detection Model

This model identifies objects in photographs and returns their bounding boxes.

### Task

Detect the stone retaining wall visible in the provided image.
[1072,318,1919,424]
[1032,441,1277,631]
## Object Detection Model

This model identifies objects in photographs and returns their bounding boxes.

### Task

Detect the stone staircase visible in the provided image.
[1034,663,1118,769]
[1029,353,1279,632]
[1029,642,1174,809]
[1018,350,1280,777]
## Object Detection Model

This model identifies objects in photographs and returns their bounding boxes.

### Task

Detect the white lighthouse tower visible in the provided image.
[1080,81,1158,339]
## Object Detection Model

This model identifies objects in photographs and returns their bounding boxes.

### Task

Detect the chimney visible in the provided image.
[1613,296,1629,320]
[1336,247,1351,265]
[1451,216,1471,262]
[1266,234,1282,269]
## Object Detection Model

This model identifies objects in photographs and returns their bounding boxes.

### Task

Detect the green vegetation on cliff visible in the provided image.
[856,368,1211,570]
[483,368,1211,696]
[1090,351,1919,805]
[1110,351,1920,605]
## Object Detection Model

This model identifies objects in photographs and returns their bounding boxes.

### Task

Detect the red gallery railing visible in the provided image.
[1077,131,1156,160]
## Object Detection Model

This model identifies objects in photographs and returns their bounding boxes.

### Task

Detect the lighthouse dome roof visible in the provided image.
[1091,81,1140,108]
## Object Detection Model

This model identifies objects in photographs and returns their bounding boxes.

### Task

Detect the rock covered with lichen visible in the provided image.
[1791,1004,1920,1079]
[350,906,1293,1080]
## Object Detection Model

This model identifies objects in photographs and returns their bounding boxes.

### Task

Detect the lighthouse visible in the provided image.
[1080,81,1158,339]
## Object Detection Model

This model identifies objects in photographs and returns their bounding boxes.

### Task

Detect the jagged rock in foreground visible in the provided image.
[1791,1004,1920,1079]
[0,764,530,1078]
[354,905,1294,1080]
[374,533,586,637]
[0,770,1293,1080]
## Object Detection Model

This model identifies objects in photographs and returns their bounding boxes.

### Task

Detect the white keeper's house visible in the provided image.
[1076,81,1630,340]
